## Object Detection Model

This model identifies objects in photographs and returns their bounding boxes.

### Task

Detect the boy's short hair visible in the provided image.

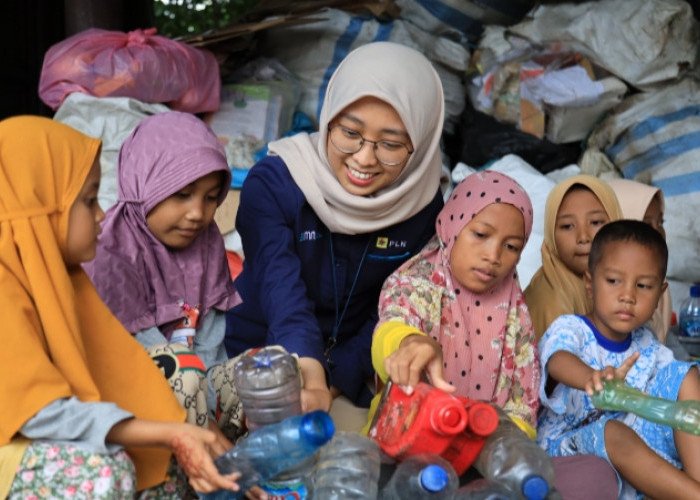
[589,219,668,278]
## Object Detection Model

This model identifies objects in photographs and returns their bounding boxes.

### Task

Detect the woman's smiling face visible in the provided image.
[326,96,413,196]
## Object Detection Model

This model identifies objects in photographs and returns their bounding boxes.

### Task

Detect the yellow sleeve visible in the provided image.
[363,321,425,434]
[371,321,426,382]
[509,414,537,440]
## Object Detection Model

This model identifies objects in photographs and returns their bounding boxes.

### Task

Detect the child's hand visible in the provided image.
[384,335,455,394]
[584,351,640,396]
[168,422,241,494]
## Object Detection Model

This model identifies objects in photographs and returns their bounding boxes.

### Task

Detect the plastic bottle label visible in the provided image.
[680,319,700,338]
[260,480,308,499]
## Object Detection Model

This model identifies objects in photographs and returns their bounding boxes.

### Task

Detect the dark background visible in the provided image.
[0,0,154,120]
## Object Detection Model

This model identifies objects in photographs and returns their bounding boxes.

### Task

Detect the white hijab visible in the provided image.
[268,42,445,235]
[608,178,673,343]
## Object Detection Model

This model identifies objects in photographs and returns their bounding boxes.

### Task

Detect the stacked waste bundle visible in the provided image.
[462,0,700,314]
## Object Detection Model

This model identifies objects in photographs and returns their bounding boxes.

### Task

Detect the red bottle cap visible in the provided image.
[431,402,468,436]
[466,402,499,437]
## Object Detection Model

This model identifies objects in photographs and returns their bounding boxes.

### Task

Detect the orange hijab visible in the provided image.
[0,116,185,490]
[524,175,623,339]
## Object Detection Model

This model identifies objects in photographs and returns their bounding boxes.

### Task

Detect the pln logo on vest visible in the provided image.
[376,237,406,249]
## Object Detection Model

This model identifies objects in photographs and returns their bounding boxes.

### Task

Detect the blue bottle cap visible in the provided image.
[691,285,700,298]
[419,464,449,492]
[522,475,549,500]
[300,411,335,447]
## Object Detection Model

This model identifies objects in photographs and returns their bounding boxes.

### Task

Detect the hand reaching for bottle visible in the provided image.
[106,418,240,494]
[299,357,333,412]
[585,351,641,397]
[384,334,455,394]
[167,422,241,493]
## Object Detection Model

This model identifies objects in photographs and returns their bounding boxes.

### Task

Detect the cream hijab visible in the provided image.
[524,175,623,339]
[608,178,672,342]
[268,41,445,235]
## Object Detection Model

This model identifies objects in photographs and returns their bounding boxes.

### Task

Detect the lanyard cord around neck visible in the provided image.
[326,234,371,360]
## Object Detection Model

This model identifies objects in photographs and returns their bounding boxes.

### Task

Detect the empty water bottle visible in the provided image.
[312,431,382,499]
[200,411,335,500]
[679,284,700,338]
[379,454,459,499]
[233,346,310,497]
[454,478,516,499]
[592,378,700,436]
[474,406,554,500]
[233,346,302,431]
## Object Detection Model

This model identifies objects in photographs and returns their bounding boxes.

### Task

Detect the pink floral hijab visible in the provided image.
[379,170,540,423]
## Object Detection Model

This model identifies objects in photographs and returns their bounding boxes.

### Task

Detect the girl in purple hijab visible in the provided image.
[85,111,243,438]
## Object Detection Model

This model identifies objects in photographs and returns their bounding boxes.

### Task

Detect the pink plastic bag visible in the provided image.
[39,27,221,114]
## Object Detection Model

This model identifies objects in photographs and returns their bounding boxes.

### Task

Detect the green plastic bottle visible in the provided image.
[592,379,700,436]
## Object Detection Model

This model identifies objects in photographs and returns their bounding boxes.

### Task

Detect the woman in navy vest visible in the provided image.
[225,42,444,414]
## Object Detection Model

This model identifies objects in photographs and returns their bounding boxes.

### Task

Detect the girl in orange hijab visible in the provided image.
[0,116,239,497]
[524,175,623,339]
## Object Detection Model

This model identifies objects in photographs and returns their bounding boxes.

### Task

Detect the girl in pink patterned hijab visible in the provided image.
[370,170,539,425]
[84,111,243,435]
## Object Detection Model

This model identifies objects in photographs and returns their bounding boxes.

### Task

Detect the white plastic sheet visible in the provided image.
[583,78,700,283]
[508,0,700,90]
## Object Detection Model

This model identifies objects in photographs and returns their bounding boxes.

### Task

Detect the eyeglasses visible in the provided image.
[327,125,413,166]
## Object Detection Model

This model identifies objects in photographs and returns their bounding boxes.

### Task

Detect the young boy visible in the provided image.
[536,219,700,499]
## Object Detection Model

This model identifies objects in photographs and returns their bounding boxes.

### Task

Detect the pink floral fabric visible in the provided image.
[8,442,189,499]
[377,171,540,425]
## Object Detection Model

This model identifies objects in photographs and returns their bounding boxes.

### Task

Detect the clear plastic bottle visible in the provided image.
[473,407,554,500]
[679,284,700,338]
[592,378,700,436]
[454,478,516,499]
[201,411,335,500]
[379,453,459,499]
[311,431,382,499]
[233,346,302,431]
[232,346,311,497]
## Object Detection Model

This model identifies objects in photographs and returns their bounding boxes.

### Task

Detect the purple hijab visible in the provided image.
[84,111,239,336]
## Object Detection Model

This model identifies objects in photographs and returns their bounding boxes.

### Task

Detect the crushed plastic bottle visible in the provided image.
[311,431,382,499]
[592,378,700,436]
[379,453,459,499]
[473,406,554,500]
[200,411,334,500]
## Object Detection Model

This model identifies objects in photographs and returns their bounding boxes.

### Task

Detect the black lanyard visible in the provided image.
[324,234,371,362]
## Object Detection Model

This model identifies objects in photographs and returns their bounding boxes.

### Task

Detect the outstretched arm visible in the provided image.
[547,350,640,395]
[106,418,240,494]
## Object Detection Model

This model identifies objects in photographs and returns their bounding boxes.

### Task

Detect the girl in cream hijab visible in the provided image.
[608,178,672,343]
[524,175,623,339]
[225,42,445,422]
